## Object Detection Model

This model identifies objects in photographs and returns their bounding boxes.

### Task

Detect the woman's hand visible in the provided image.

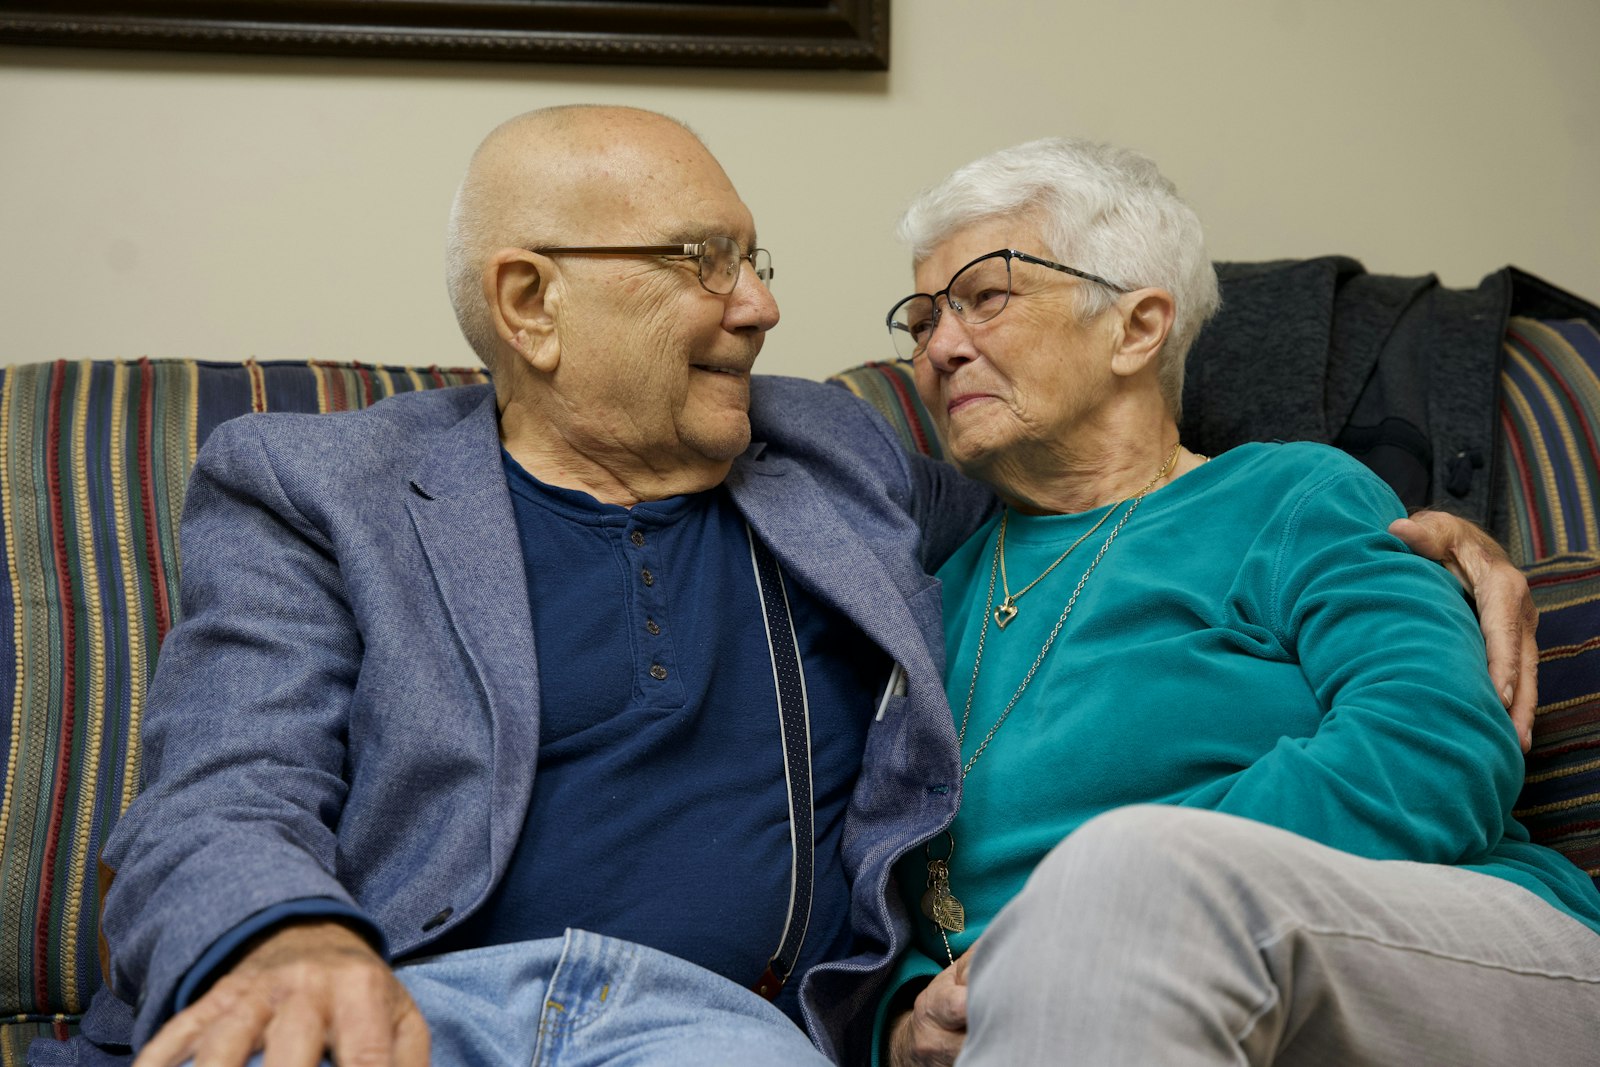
[1389,511,1538,750]
[888,951,973,1067]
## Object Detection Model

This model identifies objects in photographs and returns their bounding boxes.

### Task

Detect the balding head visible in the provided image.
[440,104,777,506]
[445,105,726,369]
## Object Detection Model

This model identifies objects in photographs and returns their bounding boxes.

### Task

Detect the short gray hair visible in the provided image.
[444,166,504,370]
[897,138,1220,417]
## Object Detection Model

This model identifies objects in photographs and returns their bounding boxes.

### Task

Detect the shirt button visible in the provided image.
[650,664,668,681]
[646,619,661,635]
[641,568,654,586]
[631,530,646,547]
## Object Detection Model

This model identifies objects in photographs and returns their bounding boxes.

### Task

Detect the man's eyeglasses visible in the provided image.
[533,235,773,296]
[885,249,1132,362]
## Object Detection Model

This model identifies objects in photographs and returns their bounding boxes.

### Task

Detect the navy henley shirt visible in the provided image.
[432,452,883,1026]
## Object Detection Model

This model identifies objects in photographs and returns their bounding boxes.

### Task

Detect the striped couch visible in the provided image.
[0,360,486,1061]
[3,310,1600,1060]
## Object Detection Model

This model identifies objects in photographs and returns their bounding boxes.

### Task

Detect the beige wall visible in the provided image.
[2,0,1596,380]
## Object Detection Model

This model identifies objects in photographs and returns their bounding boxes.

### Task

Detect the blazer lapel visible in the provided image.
[403,392,540,872]
[726,448,940,683]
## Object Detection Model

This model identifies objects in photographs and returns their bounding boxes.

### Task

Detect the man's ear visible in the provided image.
[1110,288,1176,379]
[483,248,560,372]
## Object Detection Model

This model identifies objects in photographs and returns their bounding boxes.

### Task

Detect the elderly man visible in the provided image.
[81,106,1532,1067]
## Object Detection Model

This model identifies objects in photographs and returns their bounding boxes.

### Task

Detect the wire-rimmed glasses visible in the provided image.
[885,249,1132,362]
[532,235,773,296]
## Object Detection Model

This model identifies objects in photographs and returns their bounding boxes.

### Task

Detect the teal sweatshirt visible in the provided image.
[879,442,1600,1042]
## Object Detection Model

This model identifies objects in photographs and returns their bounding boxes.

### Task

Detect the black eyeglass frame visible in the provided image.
[531,236,774,295]
[886,248,1134,362]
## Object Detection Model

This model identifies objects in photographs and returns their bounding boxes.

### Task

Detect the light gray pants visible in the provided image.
[963,806,1600,1066]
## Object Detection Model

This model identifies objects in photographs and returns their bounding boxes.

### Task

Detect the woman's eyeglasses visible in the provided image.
[886,249,1131,362]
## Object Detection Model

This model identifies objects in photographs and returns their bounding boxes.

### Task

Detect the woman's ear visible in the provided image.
[483,248,560,373]
[1110,288,1176,379]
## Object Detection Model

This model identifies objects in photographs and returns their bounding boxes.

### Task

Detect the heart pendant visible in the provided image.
[994,602,1018,629]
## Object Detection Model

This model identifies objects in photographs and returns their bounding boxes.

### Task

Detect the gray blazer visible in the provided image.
[97,376,995,1063]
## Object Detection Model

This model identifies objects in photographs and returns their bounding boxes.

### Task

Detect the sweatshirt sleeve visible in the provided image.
[1179,461,1521,864]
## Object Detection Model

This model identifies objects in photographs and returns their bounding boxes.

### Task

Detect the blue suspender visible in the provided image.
[746,525,814,1001]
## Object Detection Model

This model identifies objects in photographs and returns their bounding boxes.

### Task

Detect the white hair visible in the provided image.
[897,137,1220,417]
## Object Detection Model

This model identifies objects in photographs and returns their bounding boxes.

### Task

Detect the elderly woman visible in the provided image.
[878,139,1600,1066]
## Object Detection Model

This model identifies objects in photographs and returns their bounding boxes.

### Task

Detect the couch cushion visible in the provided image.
[1,1020,73,1063]
[1499,317,1600,566]
[0,359,486,1031]
[1514,553,1600,891]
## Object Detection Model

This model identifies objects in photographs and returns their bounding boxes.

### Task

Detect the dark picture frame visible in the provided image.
[0,0,889,70]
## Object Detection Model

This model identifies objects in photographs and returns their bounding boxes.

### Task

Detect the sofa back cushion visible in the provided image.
[1498,318,1600,564]
[0,359,485,1050]
[1515,554,1600,883]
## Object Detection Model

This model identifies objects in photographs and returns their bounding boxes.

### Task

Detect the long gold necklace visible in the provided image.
[992,506,1115,629]
[922,442,1181,964]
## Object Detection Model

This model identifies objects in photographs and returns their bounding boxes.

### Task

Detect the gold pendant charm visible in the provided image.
[921,858,967,934]
[931,888,966,933]
[994,599,1018,629]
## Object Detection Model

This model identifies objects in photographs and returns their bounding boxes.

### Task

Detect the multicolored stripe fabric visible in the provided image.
[0,359,485,1057]
[1515,553,1600,890]
[827,360,947,462]
[1499,317,1600,566]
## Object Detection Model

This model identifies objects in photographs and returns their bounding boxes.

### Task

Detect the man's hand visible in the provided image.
[888,951,972,1067]
[1390,511,1539,750]
[133,921,428,1067]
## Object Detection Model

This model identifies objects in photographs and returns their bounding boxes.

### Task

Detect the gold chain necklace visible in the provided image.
[992,505,1116,629]
[922,442,1181,964]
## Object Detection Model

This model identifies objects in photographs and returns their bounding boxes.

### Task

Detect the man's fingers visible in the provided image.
[185,992,273,1067]
[1475,579,1520,706]
[326,969,409,1067]
[1389,512,1540,742]
[1388,516,1445,562]
[1479,573,1539,751]
[1511,618,1540,752]
[260,996,332,1067]
[1461,542,1540,749]
[392,1005,432,1067]
[135,925,419,1067]
[133,989,254,1067]
[132,1007,202,1067]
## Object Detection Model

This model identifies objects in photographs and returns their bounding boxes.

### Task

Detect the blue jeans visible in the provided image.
[36,931,832,1067]
[218,929,829,1067]
[398,929,830,1066]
